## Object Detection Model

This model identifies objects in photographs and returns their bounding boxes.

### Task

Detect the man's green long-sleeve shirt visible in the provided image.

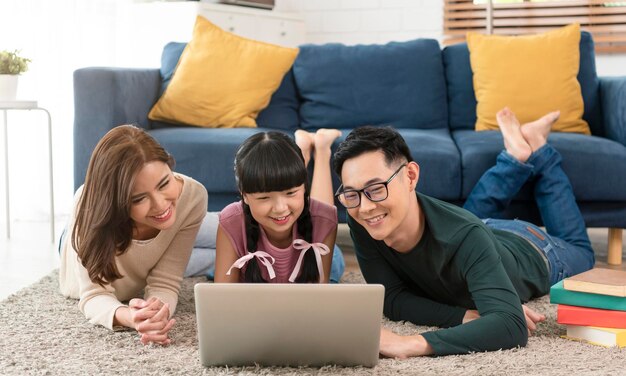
[349,193,550,356]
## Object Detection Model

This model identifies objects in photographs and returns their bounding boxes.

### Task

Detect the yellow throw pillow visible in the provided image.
[467,24,590,134]
[149,16,299,128]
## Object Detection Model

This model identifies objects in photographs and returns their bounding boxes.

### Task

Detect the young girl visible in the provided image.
[214,130,345,283]
[59,125,208,345]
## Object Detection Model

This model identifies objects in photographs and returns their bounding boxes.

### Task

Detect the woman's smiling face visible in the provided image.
[129,161,181,240]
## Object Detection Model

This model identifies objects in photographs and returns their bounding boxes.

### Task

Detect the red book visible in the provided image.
[557,304,626,329]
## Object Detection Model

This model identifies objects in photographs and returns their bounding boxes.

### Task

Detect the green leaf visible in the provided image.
[0,49,31,75]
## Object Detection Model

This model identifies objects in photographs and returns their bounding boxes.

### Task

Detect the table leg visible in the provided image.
[2,109,10,239]
[44,109,55,243]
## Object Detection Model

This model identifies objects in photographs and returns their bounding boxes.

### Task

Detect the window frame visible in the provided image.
[443,0,626,53]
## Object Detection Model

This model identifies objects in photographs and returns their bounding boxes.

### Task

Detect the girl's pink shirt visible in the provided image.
[218,198,337,283]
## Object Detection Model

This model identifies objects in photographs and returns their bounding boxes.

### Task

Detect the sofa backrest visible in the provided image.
[442,31,603,135]
[293,39,449,130]
[158,39,450,132]
[156,41,300,131]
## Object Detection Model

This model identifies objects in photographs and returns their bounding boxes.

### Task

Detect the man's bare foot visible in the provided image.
[295,129,315,167]
[313,129,342,157]
[520,111,560,152]
[496,107,532,163]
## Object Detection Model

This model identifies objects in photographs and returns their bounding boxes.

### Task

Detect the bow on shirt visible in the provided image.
[226,251,276,280]
[289,239,330,283]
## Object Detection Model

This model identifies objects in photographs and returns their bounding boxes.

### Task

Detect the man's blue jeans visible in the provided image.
[463,144,595,286]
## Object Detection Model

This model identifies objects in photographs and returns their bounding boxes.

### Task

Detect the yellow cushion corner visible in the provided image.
[467,23,590,135]
[149,16,299,128]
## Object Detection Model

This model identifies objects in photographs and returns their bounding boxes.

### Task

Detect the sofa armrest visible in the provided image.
[73,67,161,189]
[600,76,626,147]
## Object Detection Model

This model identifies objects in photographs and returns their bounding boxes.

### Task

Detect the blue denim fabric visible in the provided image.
[482,218,593,286]
[464,144,595,286]
[329,244,346,283]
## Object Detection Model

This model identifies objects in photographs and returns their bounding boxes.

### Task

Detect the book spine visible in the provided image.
[557,305,626,329]
[550,281,626,311]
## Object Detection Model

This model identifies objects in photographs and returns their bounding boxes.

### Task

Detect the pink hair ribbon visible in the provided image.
[226,251,276,280]
[289,239,330,283]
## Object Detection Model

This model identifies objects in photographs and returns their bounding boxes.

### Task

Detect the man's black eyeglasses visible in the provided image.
[335,164,407,209]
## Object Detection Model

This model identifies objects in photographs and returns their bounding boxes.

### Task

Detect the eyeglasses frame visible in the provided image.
[334,163,407,209]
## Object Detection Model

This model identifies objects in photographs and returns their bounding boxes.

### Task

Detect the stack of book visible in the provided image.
[550,268,626,348]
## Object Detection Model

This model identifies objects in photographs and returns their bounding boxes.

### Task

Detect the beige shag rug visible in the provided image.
[0,270,624,376]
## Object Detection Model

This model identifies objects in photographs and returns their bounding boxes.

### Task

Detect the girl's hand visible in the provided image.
[129,298,175,345]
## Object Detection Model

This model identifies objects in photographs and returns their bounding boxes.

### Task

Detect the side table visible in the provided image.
[0,100,55,243]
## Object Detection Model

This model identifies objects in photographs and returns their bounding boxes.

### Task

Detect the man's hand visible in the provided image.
[462,309,480,324]
[129,297,176,346]
[379,327,433,359]
[462,305,546,336]
[522,304,545,335]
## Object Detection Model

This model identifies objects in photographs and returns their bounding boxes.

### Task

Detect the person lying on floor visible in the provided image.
[59,125,208,345]
[332,109,595,357]
[213,129,345,284]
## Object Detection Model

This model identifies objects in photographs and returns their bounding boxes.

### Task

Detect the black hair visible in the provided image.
[234,131,320,283]
[333,126,413,177]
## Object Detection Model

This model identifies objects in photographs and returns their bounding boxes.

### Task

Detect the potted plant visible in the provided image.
[0,50,31,101]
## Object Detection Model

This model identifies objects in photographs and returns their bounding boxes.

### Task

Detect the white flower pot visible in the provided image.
[0,74,19,101]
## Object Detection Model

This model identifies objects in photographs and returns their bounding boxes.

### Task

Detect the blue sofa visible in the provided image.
[73,32,626,263]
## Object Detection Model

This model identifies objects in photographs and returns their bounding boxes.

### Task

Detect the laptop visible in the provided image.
[194,283,384,367]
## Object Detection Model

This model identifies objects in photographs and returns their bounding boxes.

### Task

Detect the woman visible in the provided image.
[59,125,207,346]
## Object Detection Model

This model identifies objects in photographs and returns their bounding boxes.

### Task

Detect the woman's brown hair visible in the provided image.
[71,125,174,286]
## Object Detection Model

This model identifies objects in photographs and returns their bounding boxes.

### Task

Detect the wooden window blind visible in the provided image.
[444,0,626,53]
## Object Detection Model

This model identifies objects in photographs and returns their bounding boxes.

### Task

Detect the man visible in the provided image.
[332,108,594,357]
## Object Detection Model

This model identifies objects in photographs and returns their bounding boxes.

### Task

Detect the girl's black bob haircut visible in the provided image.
[235,132,309,194]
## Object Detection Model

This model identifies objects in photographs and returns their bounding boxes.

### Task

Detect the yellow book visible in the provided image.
[565,325,626,348]
[563,268,626,297]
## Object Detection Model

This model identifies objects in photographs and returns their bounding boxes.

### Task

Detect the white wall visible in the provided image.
[277,0,443,45]
[596,54,626,77]
[277,0,626,77]
[0,0,123,230]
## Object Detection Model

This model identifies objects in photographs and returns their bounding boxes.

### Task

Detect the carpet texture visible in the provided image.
[1,270,624,375]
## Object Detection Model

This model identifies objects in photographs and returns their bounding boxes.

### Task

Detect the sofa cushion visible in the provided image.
[443,31,602,135]
[149,126,283,193]
[149,16,298,128]
[159,42,187,96]
[157,41,300,131]
[255,70,301,131]
[294,39,448,130]
[453,129,626,201]
[396,128,461,200]
[468,24,589,134]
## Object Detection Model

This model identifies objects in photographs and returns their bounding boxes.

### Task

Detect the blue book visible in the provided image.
[550,280,626,311]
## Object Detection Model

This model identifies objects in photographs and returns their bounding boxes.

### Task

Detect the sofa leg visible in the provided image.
[607,228,623,266]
